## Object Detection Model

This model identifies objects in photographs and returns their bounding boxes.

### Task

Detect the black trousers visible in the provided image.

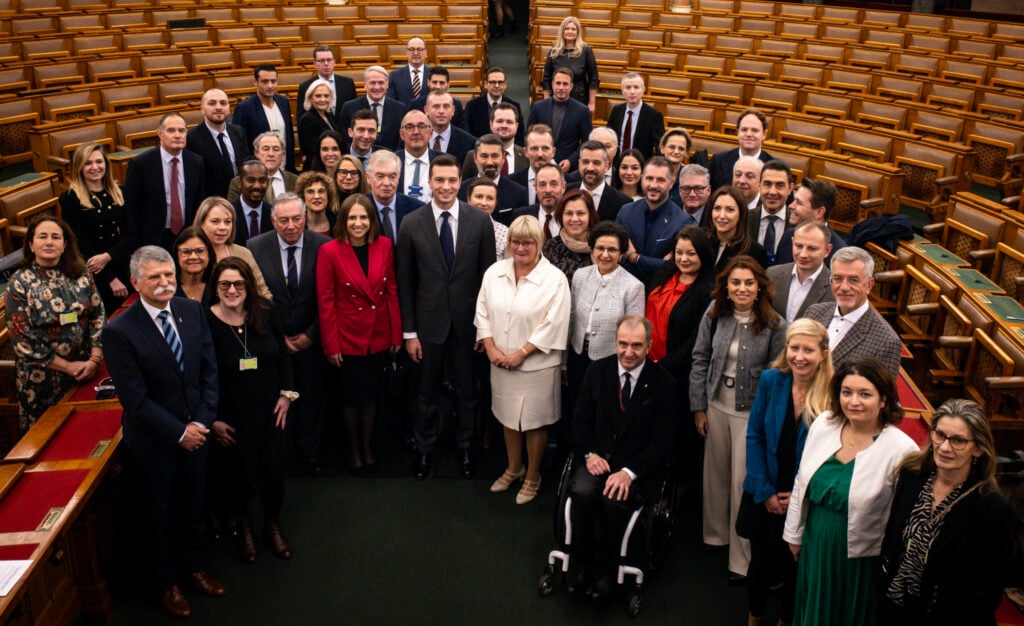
[414,329,477,453]
[747,501,797,621]
[567,464,644,569]
[289,346,327,463]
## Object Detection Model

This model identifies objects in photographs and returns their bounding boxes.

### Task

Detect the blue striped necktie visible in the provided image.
[158,310,184,372]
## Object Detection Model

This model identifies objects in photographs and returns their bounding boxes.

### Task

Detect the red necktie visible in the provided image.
[412,69,421,99]
[622,110,634,152]
[433,135,442,152]
[543,213,553,240]
[169,157,183,234]
[501,157,509,176]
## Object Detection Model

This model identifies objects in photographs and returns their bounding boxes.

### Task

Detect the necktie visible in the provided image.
[249,210,260,239]
[217,132,235,176]
[169,157,183,234]
[381,206,395,242]
[439,211,455,271]
[286,245,298,298]
[433,134,442,152]
[490,100,497,111]
[411,159,422,190]
[622,110,634,152]
[764,215,778,261]
[371,102,381,129]
[500,156,509,177]
[620,372,632,412]
[543,213,553,240]
[412,69,421,99]
[158,311,184,372]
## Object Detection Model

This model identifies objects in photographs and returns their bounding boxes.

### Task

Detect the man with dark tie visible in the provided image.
[747,160,793,266]
[396,155,496,480]
[567,140,631,221]
[227,132,297,205]
[507,124,556,207]
[232,160,274,246]
[406,66,467,130]
[615,157,688,281]
[247,194,331,476]
[606,73,665,161]
[296,45,357,117]
[462,102,528,179]
[425,90,476,165]
[232,64,296,173]
[186,88,249,199]
[465,66,525,144]
[364,150,422,245]
[568,315,673,599]
[456,134,528,213]
[527,68,593,172]
[509,163,565,236]
[709,108,774,192]
[125,113,205,252]
[340,66,408,151]
[388,37,430,106]
[103,246,224,618]
[678,163,712,227]
[773,178,846,267]
[395,109,439,204]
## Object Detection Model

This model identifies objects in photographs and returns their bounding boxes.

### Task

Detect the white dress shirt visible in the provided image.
[160,147,186,229]
[757,206,786,255]
[620,102,643,149]
[537,207,561,237]
[828,300,870,349]
[786,264,824,322]
[431,201,460,245]
[403,151,431,202]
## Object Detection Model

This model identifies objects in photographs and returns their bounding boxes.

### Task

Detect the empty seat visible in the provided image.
[895,141,972,222]
[775,117,831,151]
[0,100,39,165]
[834,127,892,163]
[662,103,716,132]
[41,92,97,123]
[908,110,964,144]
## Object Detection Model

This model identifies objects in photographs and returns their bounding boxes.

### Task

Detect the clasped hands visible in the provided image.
[585,453,633,501]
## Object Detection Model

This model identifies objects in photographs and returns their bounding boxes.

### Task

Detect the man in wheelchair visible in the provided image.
[568,315,675,599]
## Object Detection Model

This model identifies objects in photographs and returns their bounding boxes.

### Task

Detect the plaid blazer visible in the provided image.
[802,302,902,378]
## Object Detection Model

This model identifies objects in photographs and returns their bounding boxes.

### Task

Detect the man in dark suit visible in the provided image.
[232,64,296,173]
[395,109,440,204]
[365,150,423,244]
[606,73,665,161]
[527,68,592,172]
[227,132,297,206]
[103,246,224,618]
[125,113,205,252]
[679,163,712,226]
[425,90,476,165]
[568,315,674,599]
[773,178,846,267]
[747,160,794,266]
[396,155,497,480]
[247,194,331,476]
[803,246,903,378]
[506,163,565,233]
[387,37,429,105]
[346,109,387,165]
[456,134,528,213]
[406,66,467,130]
[461,102,528,179]
[709,108,774,191]
[765,221,835,322]
[232,160,273,246]
[186,88,249,199]
[464,67,525,145]
[567,140,632,221]
[340,65,408,151]
[616,157,689,281]
[296,45,357,117]
[506,124,556,207]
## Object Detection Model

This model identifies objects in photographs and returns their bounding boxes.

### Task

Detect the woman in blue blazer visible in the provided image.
[743,319,833,626]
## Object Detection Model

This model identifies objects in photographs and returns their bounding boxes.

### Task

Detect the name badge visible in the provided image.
[408,185,423,197]
[59,312,78,325]
[239,357,258,371]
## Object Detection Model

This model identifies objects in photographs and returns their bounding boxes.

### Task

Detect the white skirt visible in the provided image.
[490,364,561,432]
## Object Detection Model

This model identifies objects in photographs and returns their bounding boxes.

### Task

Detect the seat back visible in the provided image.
[992,243,1024,305]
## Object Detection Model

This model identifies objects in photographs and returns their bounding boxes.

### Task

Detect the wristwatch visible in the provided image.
[280,390,300,401]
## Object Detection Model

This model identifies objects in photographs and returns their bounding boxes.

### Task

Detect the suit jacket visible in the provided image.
[248,230,330,342]
[387,64,430,105]
[803,301,902,377]
[457,176,528,214]
[572,355,675,496]
[461,145,528,179]
[527,97,593,168]
[766,262,834,322]
[232,93,296,173]
[408,94,466,130]
[296,73,357,115]
[369,193,423,243]
[316,237,402,356]
[124,147,205,251]
[297,109,341,167]
[743,368,809,504]
[615,199,688,280]
[434,126,477,165]
[709,147,775,192]
[655,268,714,389]
[396,201,497,344]
[231,198,273,246]
[339,96,407,151]
[747,205,792,252]
[772,227,847,267]
[567,182,632,221]
[607,102,665,160]
[464,94,525,145]
[185,122,248,198]
[227,170,297,206]
[492,201,532,227]
[102,297,218,456]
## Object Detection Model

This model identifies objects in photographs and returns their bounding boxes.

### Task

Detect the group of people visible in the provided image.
[3,23,1018,624]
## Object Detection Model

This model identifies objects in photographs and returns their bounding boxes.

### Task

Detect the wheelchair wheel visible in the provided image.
[645,492,675,571]
[538,564,557,595]
[627,586,644,617]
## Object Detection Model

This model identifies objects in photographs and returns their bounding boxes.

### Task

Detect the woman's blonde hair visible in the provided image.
[69,142,124,207]
[551,16,588,58]
[770,318,833,426]
[194,196,236,243]
[506,215,545,263]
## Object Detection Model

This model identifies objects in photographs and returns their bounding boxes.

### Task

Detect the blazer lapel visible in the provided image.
[135,302,183,376]
[298,233,318,292]
[338,243,373,298]
[260,240,288,301]
[418,208,449,272]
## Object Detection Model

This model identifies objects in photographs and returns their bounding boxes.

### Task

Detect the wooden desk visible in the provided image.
[945,267,1005,296]
[911,243,971,269]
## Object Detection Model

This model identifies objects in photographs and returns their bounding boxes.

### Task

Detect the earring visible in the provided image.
[972,456,978,465]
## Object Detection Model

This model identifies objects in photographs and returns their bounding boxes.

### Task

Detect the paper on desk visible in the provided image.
[0,560,31,596]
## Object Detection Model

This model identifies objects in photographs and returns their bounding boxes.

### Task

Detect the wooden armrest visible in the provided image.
[967,249,995,262]
[935,175,958,187]
[45,155,70,169]
[922,222,945,236]
[862,197,885,209]
[937,336,972,349]
[906,302,939,315]
[875,270,905,284]
[1013,276,1024,287]
[985,376,1024,390]
[1003,195,1021,210]
[1006,152,1024,164]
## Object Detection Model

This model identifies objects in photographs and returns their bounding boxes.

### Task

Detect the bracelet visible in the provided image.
[520,347,528,356]
[89,355,103,364]
[280,390,299,401]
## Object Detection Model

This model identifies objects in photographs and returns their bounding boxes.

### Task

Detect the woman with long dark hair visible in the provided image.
[706,186,768,273]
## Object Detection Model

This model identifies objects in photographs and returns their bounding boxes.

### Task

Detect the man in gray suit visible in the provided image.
[766,220,834,323]
[396,155,497,480]
[802,246,903,378]
[247,193,331,475]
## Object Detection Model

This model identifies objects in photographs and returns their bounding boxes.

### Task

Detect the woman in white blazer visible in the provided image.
[783,357,919,626]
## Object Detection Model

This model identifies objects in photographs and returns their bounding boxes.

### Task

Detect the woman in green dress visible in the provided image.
[782,358,919,626]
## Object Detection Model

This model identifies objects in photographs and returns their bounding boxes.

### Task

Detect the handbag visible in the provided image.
[735,490,758,539]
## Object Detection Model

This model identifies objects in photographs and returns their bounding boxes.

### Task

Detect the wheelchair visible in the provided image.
[537,451,676,617]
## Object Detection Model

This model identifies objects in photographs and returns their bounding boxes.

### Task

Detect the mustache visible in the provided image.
[154,285,176,296]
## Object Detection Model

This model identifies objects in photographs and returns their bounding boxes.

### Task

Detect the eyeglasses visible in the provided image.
[217,280,246,292]
[593,246,620,254]
[337,169,360,178]
[680,185,709,195]
[401,123,430,132]
[407,47,426,52]
[179,247,207,257]
[930,429,974,451]
[509,239,537,248]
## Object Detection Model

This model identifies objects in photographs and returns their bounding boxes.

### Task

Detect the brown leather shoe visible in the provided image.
[188,571,225,597]
[237,516,257,563]
[161,585,191,619]
[266,519,292,560]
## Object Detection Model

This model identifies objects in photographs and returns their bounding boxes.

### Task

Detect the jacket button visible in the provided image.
[371,305,376,309]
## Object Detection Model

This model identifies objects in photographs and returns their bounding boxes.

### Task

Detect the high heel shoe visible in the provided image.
[490,467,525,492]
[516,478,541,505]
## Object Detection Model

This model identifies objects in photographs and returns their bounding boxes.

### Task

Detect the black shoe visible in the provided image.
[728,572,748,586]
[491,29,503,38]
[587,572,613,600]
[413,454,431,480]
[460,449,474,478]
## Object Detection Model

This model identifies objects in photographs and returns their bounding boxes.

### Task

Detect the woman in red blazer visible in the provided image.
[316,193,402,475]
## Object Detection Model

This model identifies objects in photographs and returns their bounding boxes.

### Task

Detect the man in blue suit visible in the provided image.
[388,37,429,105]
[103,246,223,618]
[527,68,592,172]
[616,156,689,281]
[232,65,296,173]
[365,150,423,245]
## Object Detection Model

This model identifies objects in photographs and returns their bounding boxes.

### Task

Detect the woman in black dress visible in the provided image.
[207,257,296,562]
[706,186,768,274]
[59,141,132,314]
[542,16,599,112]
[297,79,338,170]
